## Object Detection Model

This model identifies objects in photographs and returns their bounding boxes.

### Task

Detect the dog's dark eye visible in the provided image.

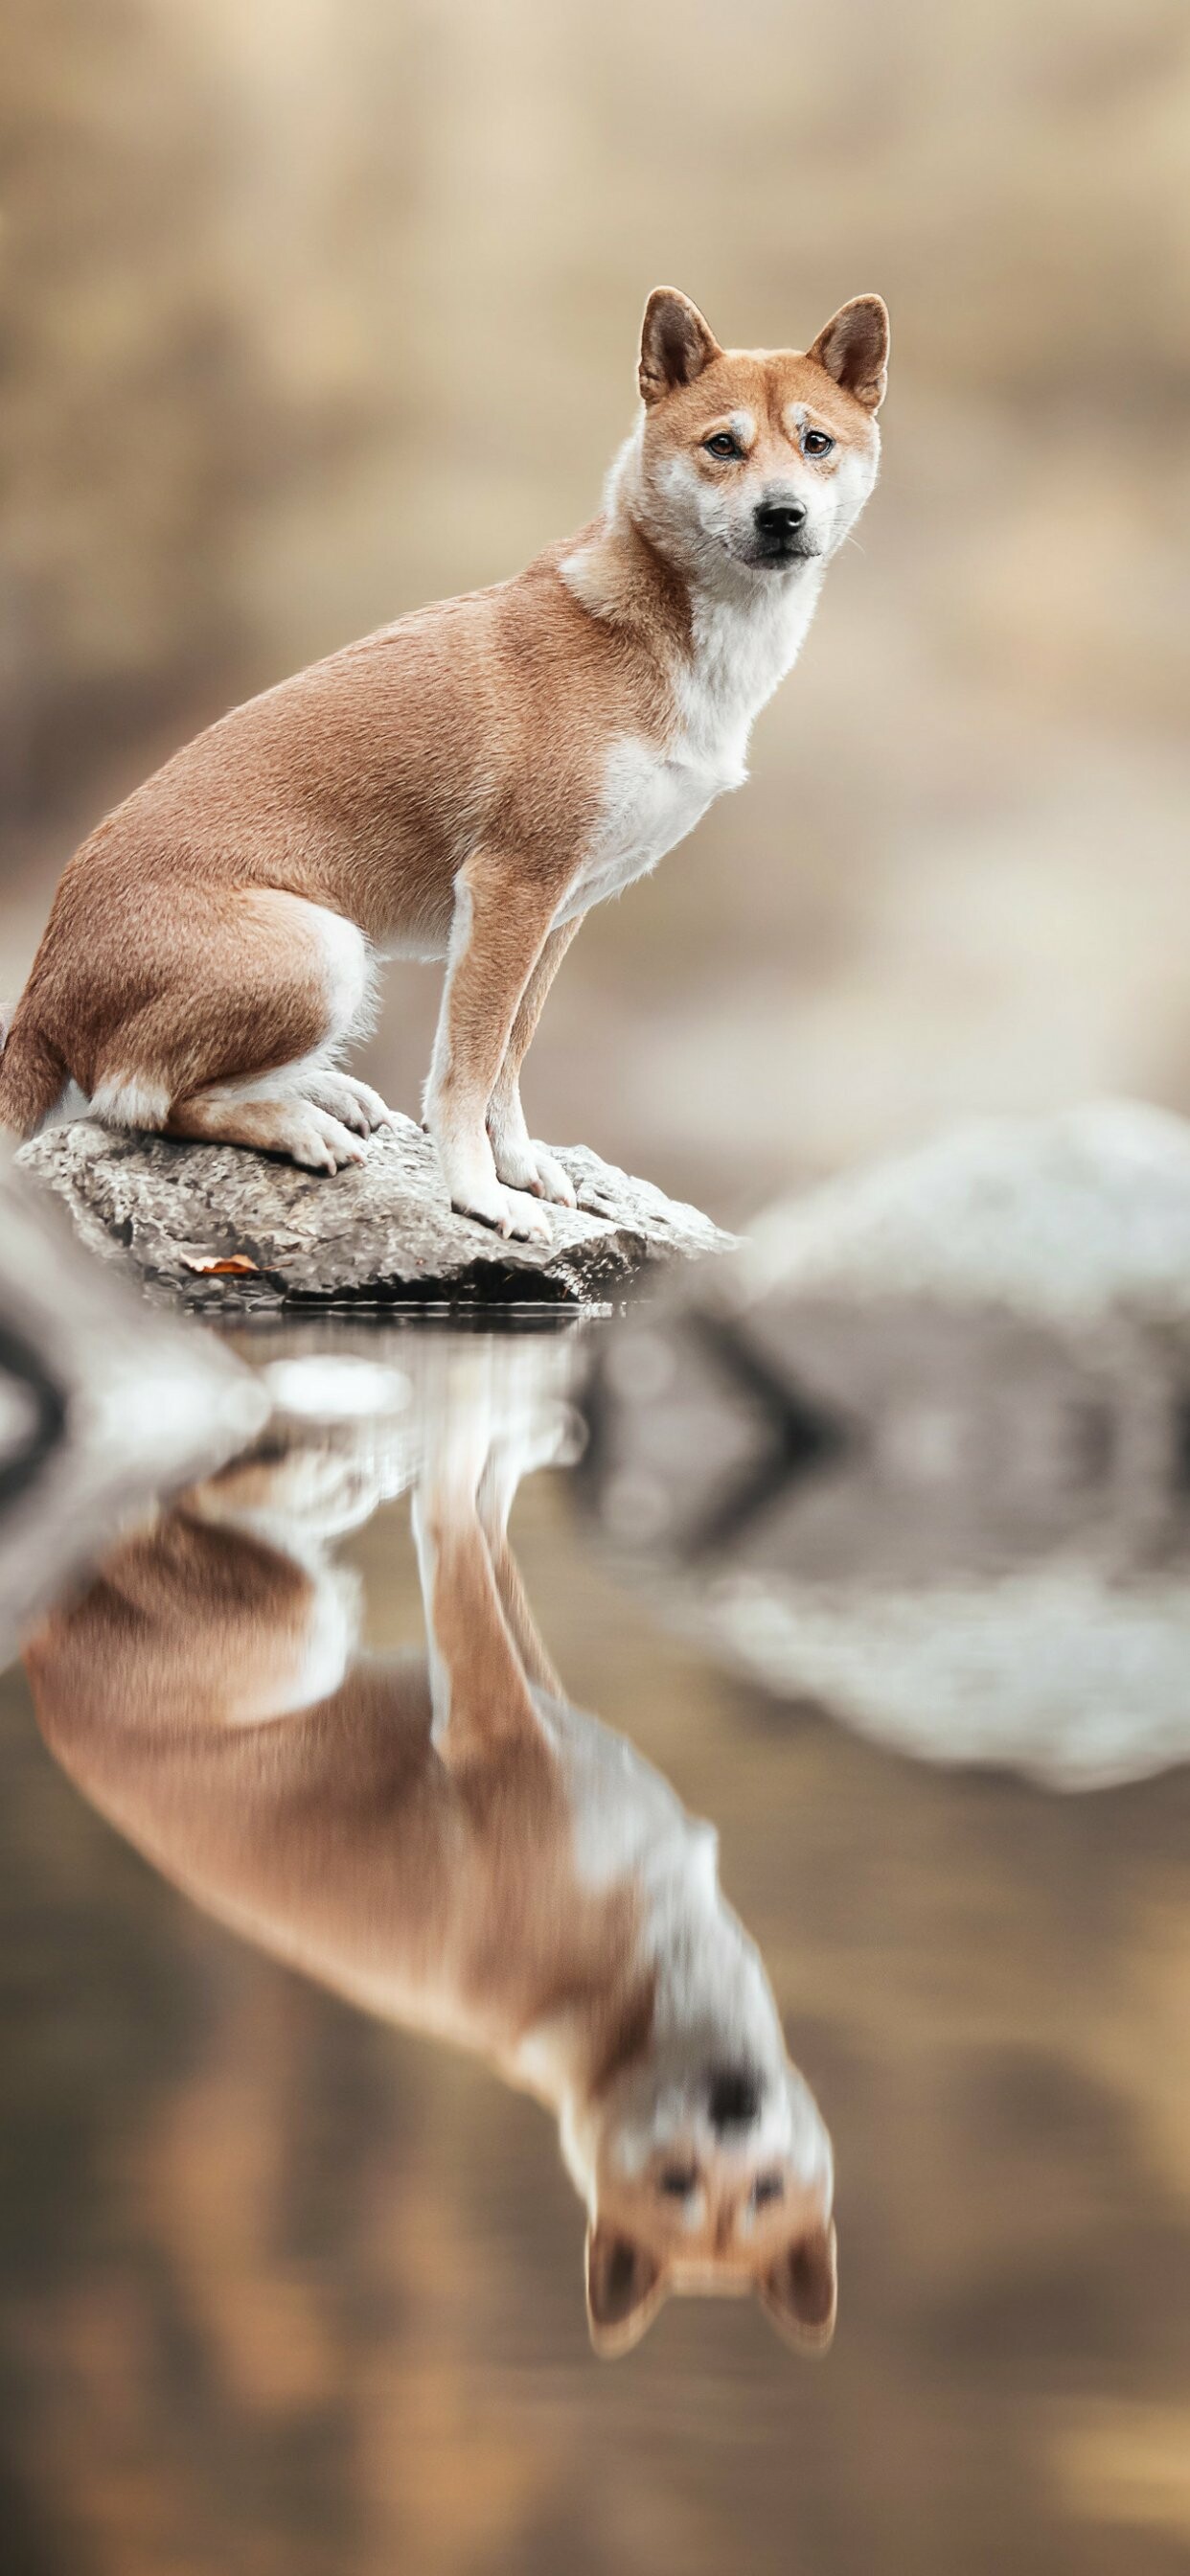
[704,432,741,459]
[801,427,834,460]
[751,2173,786,2208]
[658,2164,698,2197]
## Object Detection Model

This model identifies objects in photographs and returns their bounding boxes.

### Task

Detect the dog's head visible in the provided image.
[627,286,888,586]
[572,2035,836,2358]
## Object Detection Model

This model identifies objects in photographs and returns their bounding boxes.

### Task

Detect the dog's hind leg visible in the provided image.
[167,1075,369,1174]
[92,890,386,1174]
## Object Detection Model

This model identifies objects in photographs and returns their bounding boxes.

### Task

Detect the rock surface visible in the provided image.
[17,1116,733,1310]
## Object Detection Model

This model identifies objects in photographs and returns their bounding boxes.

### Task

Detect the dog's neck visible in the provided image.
[561,423,827,756]
[510,1800,783,2134]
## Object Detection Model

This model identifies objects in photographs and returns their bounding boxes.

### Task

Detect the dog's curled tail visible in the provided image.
[0,1005,68,1138]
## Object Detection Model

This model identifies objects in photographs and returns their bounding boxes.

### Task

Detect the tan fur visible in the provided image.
[23,1384,836,2355]
[0,288,887,1231]
[24,1441,653,2094]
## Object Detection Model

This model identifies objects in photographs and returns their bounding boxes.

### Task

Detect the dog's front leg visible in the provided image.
[486,917,583,1208]
[475,1410,574,1701]
[412,1417,547,1769]
[423,853,561,1242]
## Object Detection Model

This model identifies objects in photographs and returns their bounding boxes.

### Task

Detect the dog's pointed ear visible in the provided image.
[758,2220,838,2353]
[585,2220,668,2357]
[639,288,721,405]
[806,296,889,412]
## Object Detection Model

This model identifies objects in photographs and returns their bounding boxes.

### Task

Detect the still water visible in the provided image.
[3,1316,1190,2576]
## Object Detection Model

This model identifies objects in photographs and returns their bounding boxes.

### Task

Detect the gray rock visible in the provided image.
[17,1116,734,1310]
[731,1099,1190,1327]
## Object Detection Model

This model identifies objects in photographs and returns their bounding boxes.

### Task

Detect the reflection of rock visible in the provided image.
[18,1116,734,1310]
[0,1149,266,1658]
[710,1571,1190,1789]
[581,1105,1190,1788]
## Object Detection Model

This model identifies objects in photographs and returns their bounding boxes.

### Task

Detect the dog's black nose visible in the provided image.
[754,497,807,542]
[707,2068,762,2129]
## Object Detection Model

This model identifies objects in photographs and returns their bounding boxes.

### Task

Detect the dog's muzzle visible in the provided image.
[707,2066,763,2130]
[748,495,815,568]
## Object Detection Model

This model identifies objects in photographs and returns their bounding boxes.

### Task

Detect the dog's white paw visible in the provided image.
[490,1128,577,1208]
[343,1075,397,1132]
[288,1108,368,1174]
[530,1145,577,1208]
[489,1130,539,1193]
[305,1071,395,1137]
[452,1177,552,1245]
[256,1446,383,1530]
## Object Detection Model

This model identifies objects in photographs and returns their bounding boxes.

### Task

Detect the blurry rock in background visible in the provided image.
[0,1148,267,1660]
[580,1104,1190,1788]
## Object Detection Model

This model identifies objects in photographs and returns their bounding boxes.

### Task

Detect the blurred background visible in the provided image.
[4,0,1188,1220]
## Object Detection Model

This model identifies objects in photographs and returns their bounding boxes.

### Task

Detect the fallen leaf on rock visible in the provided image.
[178,1252,261,1276]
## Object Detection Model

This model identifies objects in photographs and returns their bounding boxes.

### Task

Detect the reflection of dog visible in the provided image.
[0,288,887,1244]
[24,1364,835,2357]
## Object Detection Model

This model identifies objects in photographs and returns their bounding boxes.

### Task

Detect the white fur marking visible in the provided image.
[556,410,860,932]
[183,1053,334,1111]
[91,1076,171,1129]
[313,907,375,1048]
[555,566,822,932]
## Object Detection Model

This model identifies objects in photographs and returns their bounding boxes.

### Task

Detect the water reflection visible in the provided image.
[584,1293,1190,1789]
[6,1321,1190,2570]
[23,1343,835,2358]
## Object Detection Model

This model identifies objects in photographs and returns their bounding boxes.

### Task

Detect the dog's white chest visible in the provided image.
[535,1689,707,1892]
[556,734,740,928]
[554,574,821,932]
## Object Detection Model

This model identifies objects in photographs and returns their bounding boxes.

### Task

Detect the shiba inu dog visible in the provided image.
[24,1351,836,2356]
[0,288,887,1240]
